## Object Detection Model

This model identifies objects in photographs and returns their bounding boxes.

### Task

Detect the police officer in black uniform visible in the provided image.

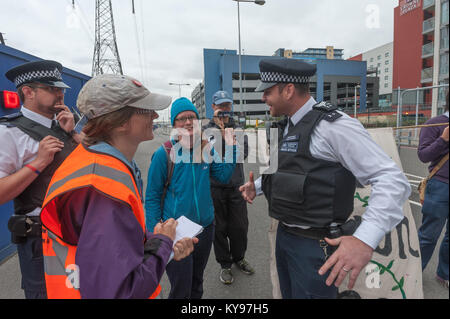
[0,60,80,298]
[240,58,410,298]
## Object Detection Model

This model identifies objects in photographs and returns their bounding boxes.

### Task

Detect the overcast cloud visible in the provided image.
[1,0,397,117]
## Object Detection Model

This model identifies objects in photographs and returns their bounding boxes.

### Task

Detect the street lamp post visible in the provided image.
[354,84,360,119]
[232,0,265,127]
[169,82,190,98]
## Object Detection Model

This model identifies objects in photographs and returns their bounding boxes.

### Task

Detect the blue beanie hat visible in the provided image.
[170,97,199,126]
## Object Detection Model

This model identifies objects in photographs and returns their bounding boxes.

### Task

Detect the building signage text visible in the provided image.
[400,0,422,16]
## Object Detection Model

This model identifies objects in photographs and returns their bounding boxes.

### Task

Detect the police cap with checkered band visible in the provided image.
[255,58,316,92]
[5,60,70,89]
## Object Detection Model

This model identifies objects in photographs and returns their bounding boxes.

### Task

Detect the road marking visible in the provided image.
[405,173,426,180]
[409,200,422,207]
[399,146,419,150]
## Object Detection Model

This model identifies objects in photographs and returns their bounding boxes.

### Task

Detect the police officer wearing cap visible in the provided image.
[0,60,80,298]
[239,58,411,299]
[203,91,254,285]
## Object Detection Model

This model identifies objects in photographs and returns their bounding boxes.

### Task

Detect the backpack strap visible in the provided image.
[160,140,175,218]
[427,153,449,181]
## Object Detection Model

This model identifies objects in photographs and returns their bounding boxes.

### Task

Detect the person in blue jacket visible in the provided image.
[145,97,236,299]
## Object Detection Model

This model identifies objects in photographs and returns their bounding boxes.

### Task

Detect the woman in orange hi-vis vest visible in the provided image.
[40,74,198,299]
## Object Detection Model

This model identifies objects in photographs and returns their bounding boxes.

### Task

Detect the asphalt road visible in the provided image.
[0,130,448,299]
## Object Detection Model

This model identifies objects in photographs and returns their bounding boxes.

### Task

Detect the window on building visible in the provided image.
[441,26,449,50]
[385,67,389,73]
[370,57,374,62]
[384,83,389,88]
[385,75,389,80]
[377,63,381,68]
[442,0,449,26]
[244,74,261,81]
[438,80,448,113]
[377,55,381,60]
[238,100,261,105]
[440,53,449,76]
[385,52,390,58]
[385,60,389,65]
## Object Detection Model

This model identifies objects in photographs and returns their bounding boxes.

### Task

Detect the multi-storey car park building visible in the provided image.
[193,1,449,121]
[192,48,378,120]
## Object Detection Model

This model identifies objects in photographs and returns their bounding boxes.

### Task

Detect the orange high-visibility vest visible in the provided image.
[40,143,161,299]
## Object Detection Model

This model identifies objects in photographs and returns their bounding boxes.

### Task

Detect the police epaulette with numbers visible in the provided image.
[313,102,342,122]
[0,112,23,127]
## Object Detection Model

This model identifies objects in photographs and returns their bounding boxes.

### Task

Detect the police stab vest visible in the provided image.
[262,103,356,228]
[0,112,77,215]
[40,144,161,299]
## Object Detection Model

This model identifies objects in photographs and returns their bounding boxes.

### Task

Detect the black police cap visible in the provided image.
[255,58,317,92]
[5,60,70,89]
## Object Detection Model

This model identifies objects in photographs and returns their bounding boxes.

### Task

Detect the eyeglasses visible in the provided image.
[28,85,66,94]
[174,115,197,123]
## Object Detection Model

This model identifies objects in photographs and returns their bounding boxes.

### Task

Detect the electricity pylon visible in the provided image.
[92,0,123,76]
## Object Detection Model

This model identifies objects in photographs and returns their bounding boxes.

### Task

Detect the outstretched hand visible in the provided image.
[239,171,256,204]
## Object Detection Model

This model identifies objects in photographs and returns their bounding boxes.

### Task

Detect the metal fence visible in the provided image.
[394,127,421,147]
[394,84,449,146]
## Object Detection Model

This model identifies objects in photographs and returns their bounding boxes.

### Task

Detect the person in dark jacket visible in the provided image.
[417,91,449,289]
[203,90,254,285]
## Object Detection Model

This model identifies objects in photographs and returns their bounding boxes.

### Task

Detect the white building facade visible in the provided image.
[361,42,394,106]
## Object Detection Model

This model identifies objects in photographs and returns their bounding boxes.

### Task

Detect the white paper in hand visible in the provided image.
[174,216,203,243]
[168,216,203,263]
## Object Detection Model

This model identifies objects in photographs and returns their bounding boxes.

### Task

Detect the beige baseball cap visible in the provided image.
[77,74,172,119]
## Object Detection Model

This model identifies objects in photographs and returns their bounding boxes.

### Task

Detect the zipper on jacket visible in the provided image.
[192,164,201,223]
[172,197,178,218]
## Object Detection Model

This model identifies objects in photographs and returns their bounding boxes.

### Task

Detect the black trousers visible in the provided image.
[166,224,215,299]
[211,186,249,269]
[16,235,47,299]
